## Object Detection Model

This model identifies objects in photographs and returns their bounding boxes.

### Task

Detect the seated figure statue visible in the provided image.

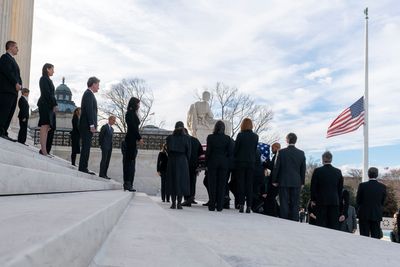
[187,91,231,143]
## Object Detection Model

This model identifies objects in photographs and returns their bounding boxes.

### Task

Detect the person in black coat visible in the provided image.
[234,118,259,213]
[99,116,116,179]
[272,132,306,221]
[37,63,57,156]
[356,167,387,239]
[70,108,81,166]
[123,97,143,191]
[206,121,231,211]
[17,88,30,144]
[262,142,281,217]
[310,151,344,230]
[307,200,317,225]
[0,41,22,141]
[182,129,204,206]
[157,143,169,202]
[166,121,191,209]
[78,77,99,174]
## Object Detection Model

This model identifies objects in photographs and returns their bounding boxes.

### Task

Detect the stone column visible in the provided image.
[0,0,35,136]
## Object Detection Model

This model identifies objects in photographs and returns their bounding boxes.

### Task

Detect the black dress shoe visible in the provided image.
[191,200,198,204]
[177,203,183,209]
[239,205,244,213]
[208,207,215,211]
[202,202,209,206]
[181,201,191,207]
[1,135,16,142]
[88,171,96,175]
[246,207,251,213]
[170,202,176,209]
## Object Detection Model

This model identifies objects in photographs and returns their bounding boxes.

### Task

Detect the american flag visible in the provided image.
[326,97,365,138]
[258,142,270,162]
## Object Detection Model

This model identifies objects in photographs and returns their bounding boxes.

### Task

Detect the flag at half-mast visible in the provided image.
[326,97,365,138]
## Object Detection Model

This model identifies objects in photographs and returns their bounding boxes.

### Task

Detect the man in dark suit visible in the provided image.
[0,41,22,141]
[262,142,281,217]
[78,77,99,174]
[356,167,387,239]
[310,151,344,230]
[272,133,306,221]
[182,129,204,206]
[99,115,116,179]
[17,88,30,144]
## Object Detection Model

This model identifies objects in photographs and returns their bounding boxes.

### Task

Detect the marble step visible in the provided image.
[0,162,121,195]
[0,143,117,183]
[0,137,75,169]
[90,193,230,267]
[0,190,133,267]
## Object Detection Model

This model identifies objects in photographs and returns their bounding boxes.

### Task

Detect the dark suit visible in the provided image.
[184,135,204,202]
[78,89,97,172]
[17,96,29,144]
[206,133,231,211]
[234,130,259,208]
[272,145,306,221]
[356,179,387,238]
[0,52,21,136]
[262,153,279,216]
[310,164,343,230]
[157,151,169,202]
[123,110,141,190]
[99,123,113,178]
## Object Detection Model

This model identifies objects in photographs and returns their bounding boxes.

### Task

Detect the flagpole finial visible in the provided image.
[364,8,368,19]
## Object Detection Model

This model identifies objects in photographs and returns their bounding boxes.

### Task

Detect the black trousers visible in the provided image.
[264,185,279,216]
[359,220,381,239]
[79,130,93,172]
[185,167,197,201]
[160,172,169,201]
[123,149,137,190]
[237,167,254,207]
[316,205,340,230]
[279,187,301,221]
[208,166,228,211]
[0,93,17,136]
[18,118,28,144]
[46,126,55,153]
[99,148,112,177]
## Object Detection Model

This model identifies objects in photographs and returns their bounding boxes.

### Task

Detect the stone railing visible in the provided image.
[32,128,171,150]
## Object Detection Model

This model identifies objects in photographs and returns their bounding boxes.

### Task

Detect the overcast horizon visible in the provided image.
[27,0,400,172]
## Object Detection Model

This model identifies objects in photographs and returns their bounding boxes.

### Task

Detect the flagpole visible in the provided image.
[363,8,369,182]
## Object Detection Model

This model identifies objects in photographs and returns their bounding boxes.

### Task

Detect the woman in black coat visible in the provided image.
[234,118,259,213]
[37,63,57,156]
[123,97,143,191]
[166,121,191,209]
[206,120,231,211]
[70,107,81,166]
[157,143,169,202]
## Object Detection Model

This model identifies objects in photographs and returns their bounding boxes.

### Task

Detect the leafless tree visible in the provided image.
[100,78,154,132]
[201,82,278,143]
[382,168,400,180]
[347,168,363,179]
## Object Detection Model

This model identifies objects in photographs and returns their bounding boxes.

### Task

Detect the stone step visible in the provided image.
[90,193,230,267]
[0,143,117,183]
[0,137,74,169]
[0,190,132,267]
[0,162,121,195]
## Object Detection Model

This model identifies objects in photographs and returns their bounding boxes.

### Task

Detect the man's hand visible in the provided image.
[16,83,21,91]
[22,118,26,122]
[339,215,345,222]
[262,193,267,198]
[138,139,144,145]
[272,183,278,187]
[90,126,96,133]
[157,171,161,176]
[53,106,58,112]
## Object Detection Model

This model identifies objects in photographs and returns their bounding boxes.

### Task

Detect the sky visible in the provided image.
[28,0,400,173]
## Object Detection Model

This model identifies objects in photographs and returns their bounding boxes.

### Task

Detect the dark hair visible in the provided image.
[286,132,297,144]
[5,40,16,50]
[368,167,379,179]
[73,107,81,116]
[127,97,140,112]
[87,76,100,88]
[42,63,54,77]
[213,120,225,134]
[21,88,30,94]
[240,118,253,131]
[322,151,332,163]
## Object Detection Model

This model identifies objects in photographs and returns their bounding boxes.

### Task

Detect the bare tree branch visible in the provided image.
[100,78,155,132]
